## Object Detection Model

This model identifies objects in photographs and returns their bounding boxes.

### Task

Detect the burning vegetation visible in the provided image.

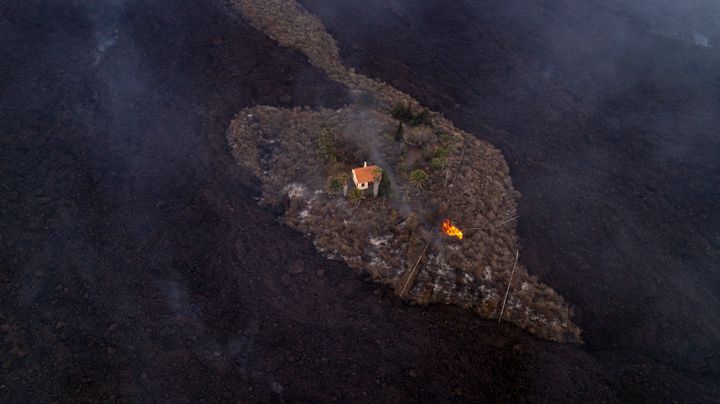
[442,219,463,240]
[227,0,581,343]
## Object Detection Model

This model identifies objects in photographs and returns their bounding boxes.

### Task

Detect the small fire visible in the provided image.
[441,218,463,240]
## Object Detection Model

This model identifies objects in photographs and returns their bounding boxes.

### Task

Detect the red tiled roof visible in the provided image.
[352,165,381,183]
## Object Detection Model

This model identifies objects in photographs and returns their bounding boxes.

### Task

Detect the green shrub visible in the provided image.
[318,128,337,163]
[392,103,432,127]
[409,169,429,189]
[430,157,446,170]
[436,130,453,145]
[429,146,449,170]
[410,109,431,126]
[326,177,342,196]
[392,102,414,122]
[434,145,450,158]
[348,187,365,203]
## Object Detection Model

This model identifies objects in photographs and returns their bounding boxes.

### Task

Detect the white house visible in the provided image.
[351,162,382,196]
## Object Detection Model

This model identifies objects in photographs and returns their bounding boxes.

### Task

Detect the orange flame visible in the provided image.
[441,218,463,240]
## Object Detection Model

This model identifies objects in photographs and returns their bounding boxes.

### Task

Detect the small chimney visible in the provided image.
[363,161,367,167]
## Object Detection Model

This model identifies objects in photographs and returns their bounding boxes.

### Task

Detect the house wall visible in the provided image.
[352,170,369,189]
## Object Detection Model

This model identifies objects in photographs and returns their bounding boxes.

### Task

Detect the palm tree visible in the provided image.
[372,167,384,181]
[337,173,350,196]
[409,169,429,189]
[372,167,384,197]
[326,177,342,196]
[348,187,365,203]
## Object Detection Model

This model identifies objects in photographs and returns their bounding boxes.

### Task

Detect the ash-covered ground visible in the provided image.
[1,0,718,402]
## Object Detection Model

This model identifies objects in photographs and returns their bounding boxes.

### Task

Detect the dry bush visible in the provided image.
[405,126,435,148]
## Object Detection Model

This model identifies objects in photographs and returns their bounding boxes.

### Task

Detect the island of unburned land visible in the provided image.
[227,0,581,343]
